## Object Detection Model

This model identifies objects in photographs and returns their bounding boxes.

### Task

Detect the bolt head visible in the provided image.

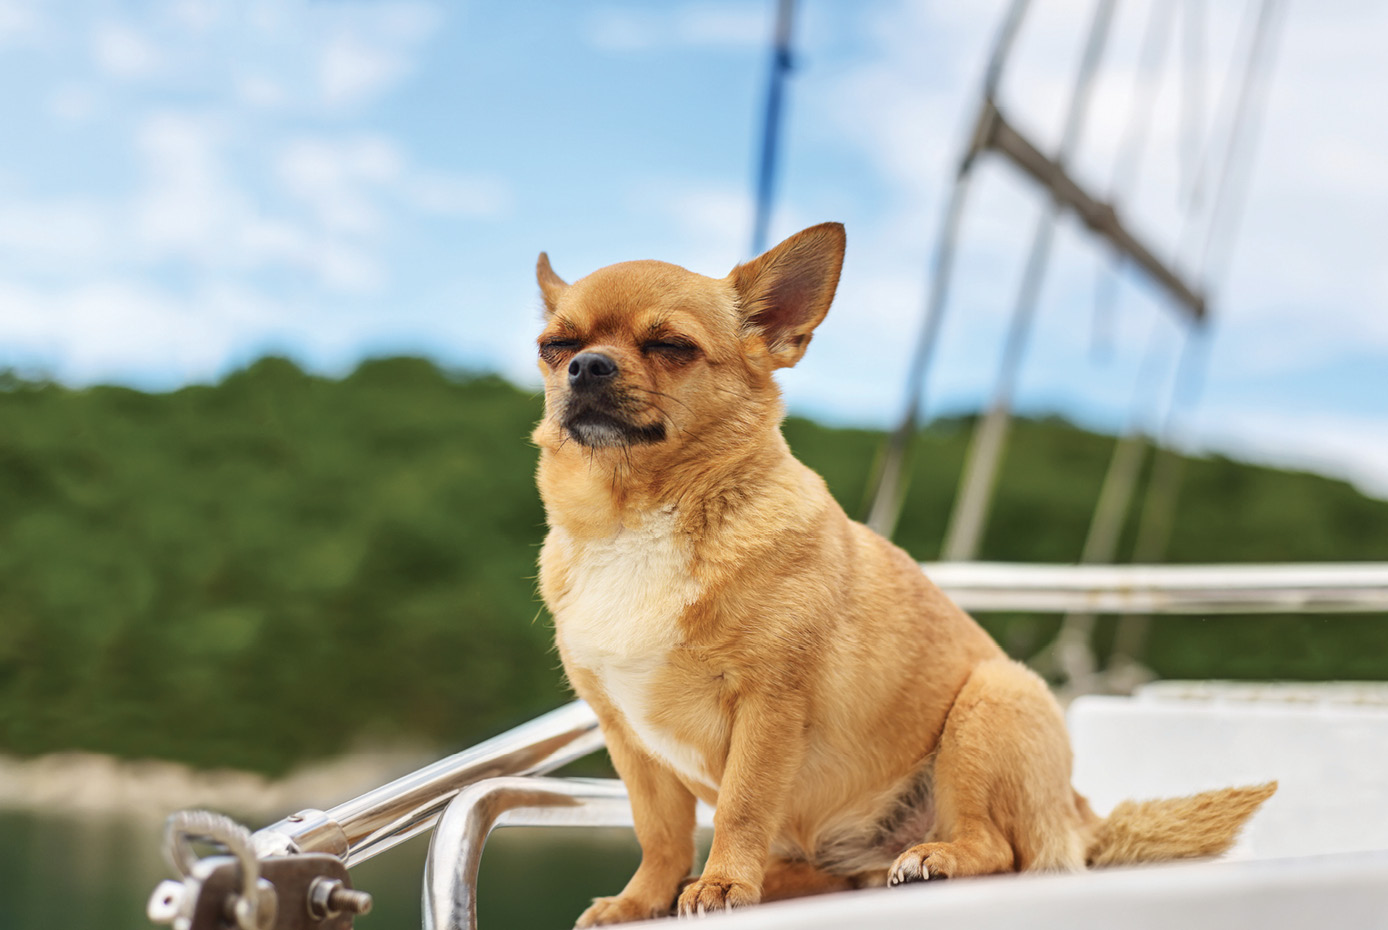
[147,880,185,924]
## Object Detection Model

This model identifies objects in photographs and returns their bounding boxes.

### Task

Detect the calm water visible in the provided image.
[0,812,657,930]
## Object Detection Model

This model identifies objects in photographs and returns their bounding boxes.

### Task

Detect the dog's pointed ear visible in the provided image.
[727,222,845,368]
[536,252,569,315]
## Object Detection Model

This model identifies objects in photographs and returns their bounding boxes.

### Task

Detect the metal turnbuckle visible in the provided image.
[149,809,372,930]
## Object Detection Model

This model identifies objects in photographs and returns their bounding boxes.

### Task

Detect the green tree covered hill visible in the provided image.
[1,357,1385,774]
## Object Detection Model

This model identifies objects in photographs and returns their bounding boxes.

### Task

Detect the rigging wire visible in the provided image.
[938,0,1120,561]
[1092,0,1180,360]
[1141,0,1285,536]
[750,0,797,259]
[1039,312,1179,688]
[1033,0,1285,690]
[862,0,1033,536]
[1198,0,1286,285]
[1180,0,1209,210]
[1175,0,1267,274]
[1041,0,1181,685]
[1105,323,1212,671]
[1105,0,1286,674]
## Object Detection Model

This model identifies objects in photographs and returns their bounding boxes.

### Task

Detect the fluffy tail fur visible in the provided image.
[1085,782,1278,867]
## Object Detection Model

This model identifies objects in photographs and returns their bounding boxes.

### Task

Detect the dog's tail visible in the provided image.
[1083,781,1277,867]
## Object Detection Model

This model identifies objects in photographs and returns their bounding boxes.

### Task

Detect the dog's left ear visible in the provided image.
[727,222,845,368]
[536,252,569,315]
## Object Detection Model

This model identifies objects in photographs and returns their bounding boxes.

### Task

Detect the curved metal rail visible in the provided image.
[253,701,603,866]
[423,776,712,930]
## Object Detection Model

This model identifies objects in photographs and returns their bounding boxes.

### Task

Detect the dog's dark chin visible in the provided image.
[562,410,667,448]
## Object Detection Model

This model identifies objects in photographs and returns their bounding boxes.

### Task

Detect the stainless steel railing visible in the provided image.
[252,700,603,866]
[423,777,716,930]
[925,561,1388,614]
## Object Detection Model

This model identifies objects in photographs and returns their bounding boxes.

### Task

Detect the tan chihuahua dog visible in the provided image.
[532,223,1274,926]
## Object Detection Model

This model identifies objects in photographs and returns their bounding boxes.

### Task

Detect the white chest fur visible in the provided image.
[552,510,716,789]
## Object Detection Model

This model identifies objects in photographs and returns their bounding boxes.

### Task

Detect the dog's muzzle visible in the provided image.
[558,353,667,448]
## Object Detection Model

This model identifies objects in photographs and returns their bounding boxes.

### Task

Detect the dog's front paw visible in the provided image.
[676,875,759,917]
[575,894,668,927]
[888,843,957,885]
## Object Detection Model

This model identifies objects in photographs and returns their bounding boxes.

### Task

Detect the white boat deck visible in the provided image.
[704,850,1388,929]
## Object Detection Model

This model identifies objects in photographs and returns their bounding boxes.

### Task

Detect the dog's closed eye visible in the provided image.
[540,339,581,364]
[641,339,699,361]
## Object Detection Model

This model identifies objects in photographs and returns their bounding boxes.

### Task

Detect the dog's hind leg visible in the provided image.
[759,858,858,902]
[888,658,1085,885]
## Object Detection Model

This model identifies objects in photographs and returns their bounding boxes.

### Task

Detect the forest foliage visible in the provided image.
[1,357,1385,774]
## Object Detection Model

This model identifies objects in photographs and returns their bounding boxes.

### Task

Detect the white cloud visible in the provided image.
[168,0,223,34]
[403,172,511,218]
[0,0,44,46]
[132,113,240,258]
[2,114,500,305]
[620,180,816,277]
[661,185,753,248]
[1189,409,1388,501]
[1,0,493,313]
[93,23,161,79]
[277,135,402,235]
[319,34,408,107]
[675,4,769,47]
[0,199,111,266]
[0,279,287,384]
[85,2,443,113]
[47,83,98,123]
[584,3,769,53]
[0,118,410,295]
[132,121,396,292]
[234,75,285,109]
[315,2,440,107]
[275,133,511,230]
[584,12,652,52]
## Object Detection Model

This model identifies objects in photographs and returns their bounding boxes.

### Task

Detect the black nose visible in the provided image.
[568,352,618,388]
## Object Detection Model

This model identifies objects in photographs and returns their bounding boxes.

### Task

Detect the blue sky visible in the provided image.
[1,0,1385,498]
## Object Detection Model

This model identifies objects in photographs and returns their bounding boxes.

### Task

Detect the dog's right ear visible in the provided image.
[727,222,845,368]
[536,252,569,315]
